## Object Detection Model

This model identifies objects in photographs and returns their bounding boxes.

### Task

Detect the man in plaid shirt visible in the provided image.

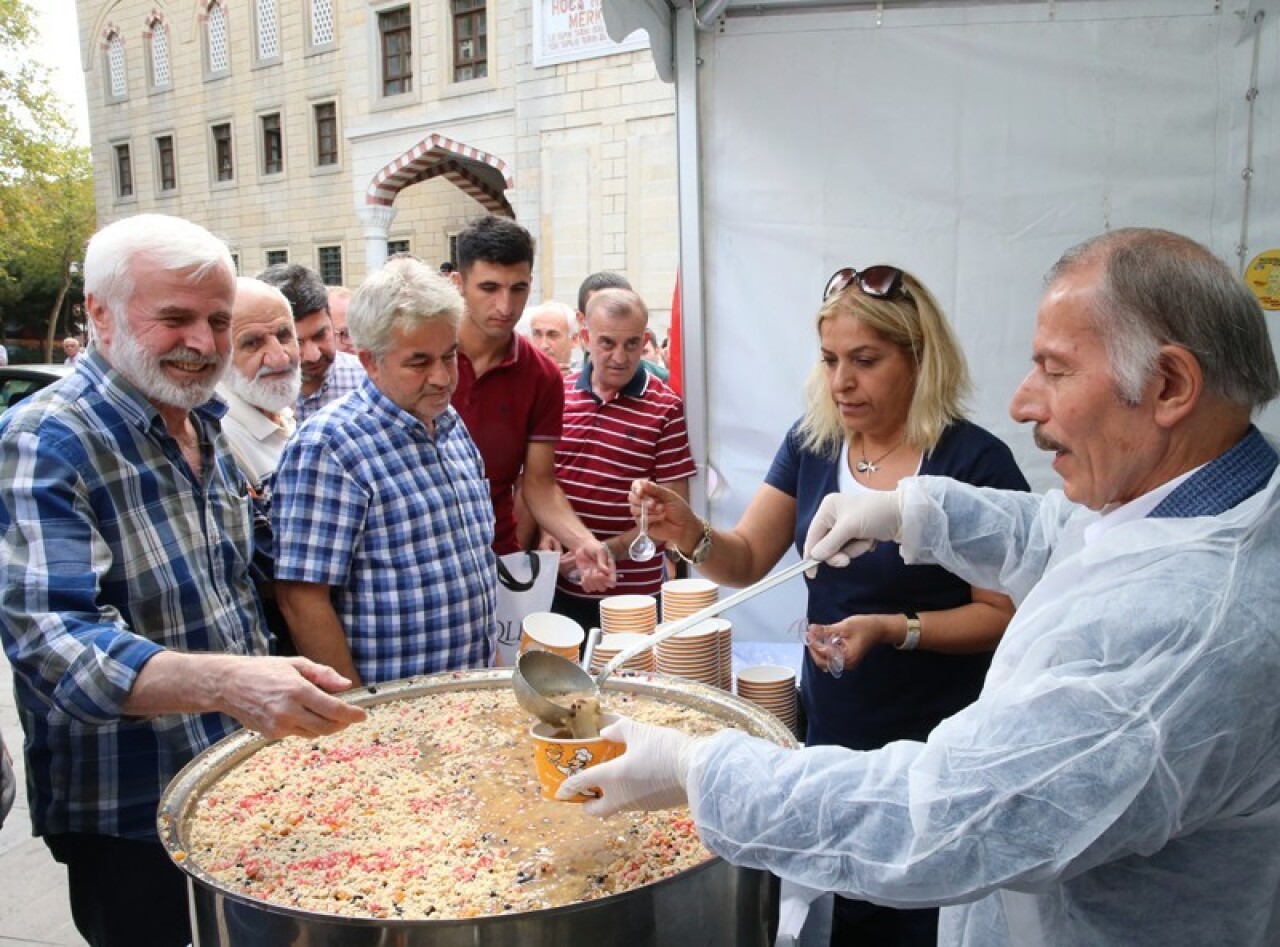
[274,256,496,684]
[0,214,365,947]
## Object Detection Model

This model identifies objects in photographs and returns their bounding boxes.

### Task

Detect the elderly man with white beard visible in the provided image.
[0,213,365,947]
[216,277,302,487]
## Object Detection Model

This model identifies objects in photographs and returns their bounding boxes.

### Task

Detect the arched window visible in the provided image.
[105,29,127,99]
[145,13,171,89]
[206,1,230,75]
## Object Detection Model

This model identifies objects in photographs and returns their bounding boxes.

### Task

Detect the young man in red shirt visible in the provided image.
[450,216,613,592]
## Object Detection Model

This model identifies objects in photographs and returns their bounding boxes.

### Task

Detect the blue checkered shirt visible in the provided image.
[1150,426,1277,518]
[295,350,365,426]
[272,379,495,682]
[0,352,268,840]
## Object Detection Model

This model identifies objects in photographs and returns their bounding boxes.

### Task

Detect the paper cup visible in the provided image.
[530,714,624,802]
[520,612,585,660]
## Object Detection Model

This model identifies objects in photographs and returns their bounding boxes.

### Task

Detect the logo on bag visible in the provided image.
[496,618,521,647]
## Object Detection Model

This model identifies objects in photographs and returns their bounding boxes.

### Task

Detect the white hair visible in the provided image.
[348,257,462,358]
[85,214,234,317]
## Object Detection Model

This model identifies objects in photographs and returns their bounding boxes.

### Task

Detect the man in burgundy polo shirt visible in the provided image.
[550,288,696,631]
[450,216,614,591]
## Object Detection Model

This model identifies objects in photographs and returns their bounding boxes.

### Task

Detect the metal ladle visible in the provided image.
[512,557,818,727]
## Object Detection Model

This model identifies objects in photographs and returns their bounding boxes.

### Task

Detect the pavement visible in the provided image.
[0,649,84,947]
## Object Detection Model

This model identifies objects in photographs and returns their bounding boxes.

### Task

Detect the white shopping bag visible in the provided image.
[494,550,560,666]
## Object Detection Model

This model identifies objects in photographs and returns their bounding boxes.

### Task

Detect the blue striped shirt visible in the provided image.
[0,352,268,840]
[272,379,496,683]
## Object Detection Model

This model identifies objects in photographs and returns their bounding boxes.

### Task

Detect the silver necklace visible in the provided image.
[855,438,904,475]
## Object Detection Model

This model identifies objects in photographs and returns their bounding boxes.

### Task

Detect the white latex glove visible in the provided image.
[556,716,698,816]
[802,490,903,571]
[776,880,827,944]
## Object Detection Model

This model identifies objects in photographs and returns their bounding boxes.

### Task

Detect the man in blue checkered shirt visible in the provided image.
[274,256,496,685]
[0,214,366,947]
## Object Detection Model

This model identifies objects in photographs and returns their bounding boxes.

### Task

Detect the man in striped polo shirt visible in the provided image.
[549,288,697,630]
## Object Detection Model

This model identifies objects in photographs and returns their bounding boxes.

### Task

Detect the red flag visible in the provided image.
[668,270,683,396]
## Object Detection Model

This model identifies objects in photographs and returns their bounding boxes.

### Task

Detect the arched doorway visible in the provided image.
[359,134,514,271]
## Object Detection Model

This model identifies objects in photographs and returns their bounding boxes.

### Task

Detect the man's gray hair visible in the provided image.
[84,214,234,318]
[584,287,648,323]
[1050,228,1280,411]
[348,257,463,358]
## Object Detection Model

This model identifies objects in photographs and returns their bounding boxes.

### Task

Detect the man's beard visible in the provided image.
[110,312,226,411]
[225,363,302,414]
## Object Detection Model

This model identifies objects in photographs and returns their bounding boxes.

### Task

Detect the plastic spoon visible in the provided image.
[628,503,657,561]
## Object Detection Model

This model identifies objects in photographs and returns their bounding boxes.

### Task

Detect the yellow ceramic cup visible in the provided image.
[530,714,624,802]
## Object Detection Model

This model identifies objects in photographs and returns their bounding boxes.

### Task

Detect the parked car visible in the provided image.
[0,363,73,412]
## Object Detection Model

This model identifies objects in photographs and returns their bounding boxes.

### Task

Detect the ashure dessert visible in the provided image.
[178,686,728,920]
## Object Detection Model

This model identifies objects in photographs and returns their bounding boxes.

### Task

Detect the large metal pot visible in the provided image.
[159,668,797,946]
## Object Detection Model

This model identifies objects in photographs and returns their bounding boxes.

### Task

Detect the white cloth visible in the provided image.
[688,468,1280,947]
[216,384,296,486]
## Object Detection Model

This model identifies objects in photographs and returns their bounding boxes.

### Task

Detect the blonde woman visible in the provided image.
[634,265,1029,946]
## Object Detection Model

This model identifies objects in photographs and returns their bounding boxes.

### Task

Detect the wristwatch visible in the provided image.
[670,515,713,565]
[896,611,921,651]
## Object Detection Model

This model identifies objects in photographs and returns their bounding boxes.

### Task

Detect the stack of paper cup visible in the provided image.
[589,632,656,674]
[661,577,719,622]
[655,618,732,689]
[599,594,658,635]
[712,618,733,690]
[736,665,798,734]
[519,612,585,661]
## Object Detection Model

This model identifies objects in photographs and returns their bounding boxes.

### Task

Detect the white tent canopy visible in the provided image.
[604,0,1280,639]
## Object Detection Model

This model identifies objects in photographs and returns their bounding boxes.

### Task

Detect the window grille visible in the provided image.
[256,0,280,60]
[107,33,127,97]
[150,23,171,87]
[317,246,343,286]
[207,2,230,74]
[311,0,335,47]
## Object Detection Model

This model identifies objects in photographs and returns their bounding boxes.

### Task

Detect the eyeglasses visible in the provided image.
[822,265,910,303]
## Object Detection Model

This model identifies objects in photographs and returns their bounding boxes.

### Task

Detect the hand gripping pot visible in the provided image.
[158,668,795,947]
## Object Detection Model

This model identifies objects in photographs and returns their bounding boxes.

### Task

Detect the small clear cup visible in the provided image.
[789,618,843,679]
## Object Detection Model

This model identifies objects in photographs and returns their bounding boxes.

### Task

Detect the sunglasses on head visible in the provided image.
[822,265,910,302]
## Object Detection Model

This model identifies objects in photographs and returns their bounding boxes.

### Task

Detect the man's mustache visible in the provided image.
[1033,427,1066,454]
[255,365,300,381]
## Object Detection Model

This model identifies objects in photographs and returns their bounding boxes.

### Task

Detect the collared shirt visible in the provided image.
[452,333,564,554]
[555,363,696,597]
[273,378,496,683]
[215,383,296,487]
[295,350,365,426]
[1082,427,1275,545]
[0,352,267,840]
[1150,425,1277,517]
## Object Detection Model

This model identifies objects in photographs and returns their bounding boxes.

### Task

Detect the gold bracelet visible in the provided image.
[896,611,921,651]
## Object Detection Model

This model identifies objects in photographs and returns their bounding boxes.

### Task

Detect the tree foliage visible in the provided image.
[0,0,95,361]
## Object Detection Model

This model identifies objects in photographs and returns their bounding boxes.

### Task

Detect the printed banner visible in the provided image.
[533,0,649,68]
